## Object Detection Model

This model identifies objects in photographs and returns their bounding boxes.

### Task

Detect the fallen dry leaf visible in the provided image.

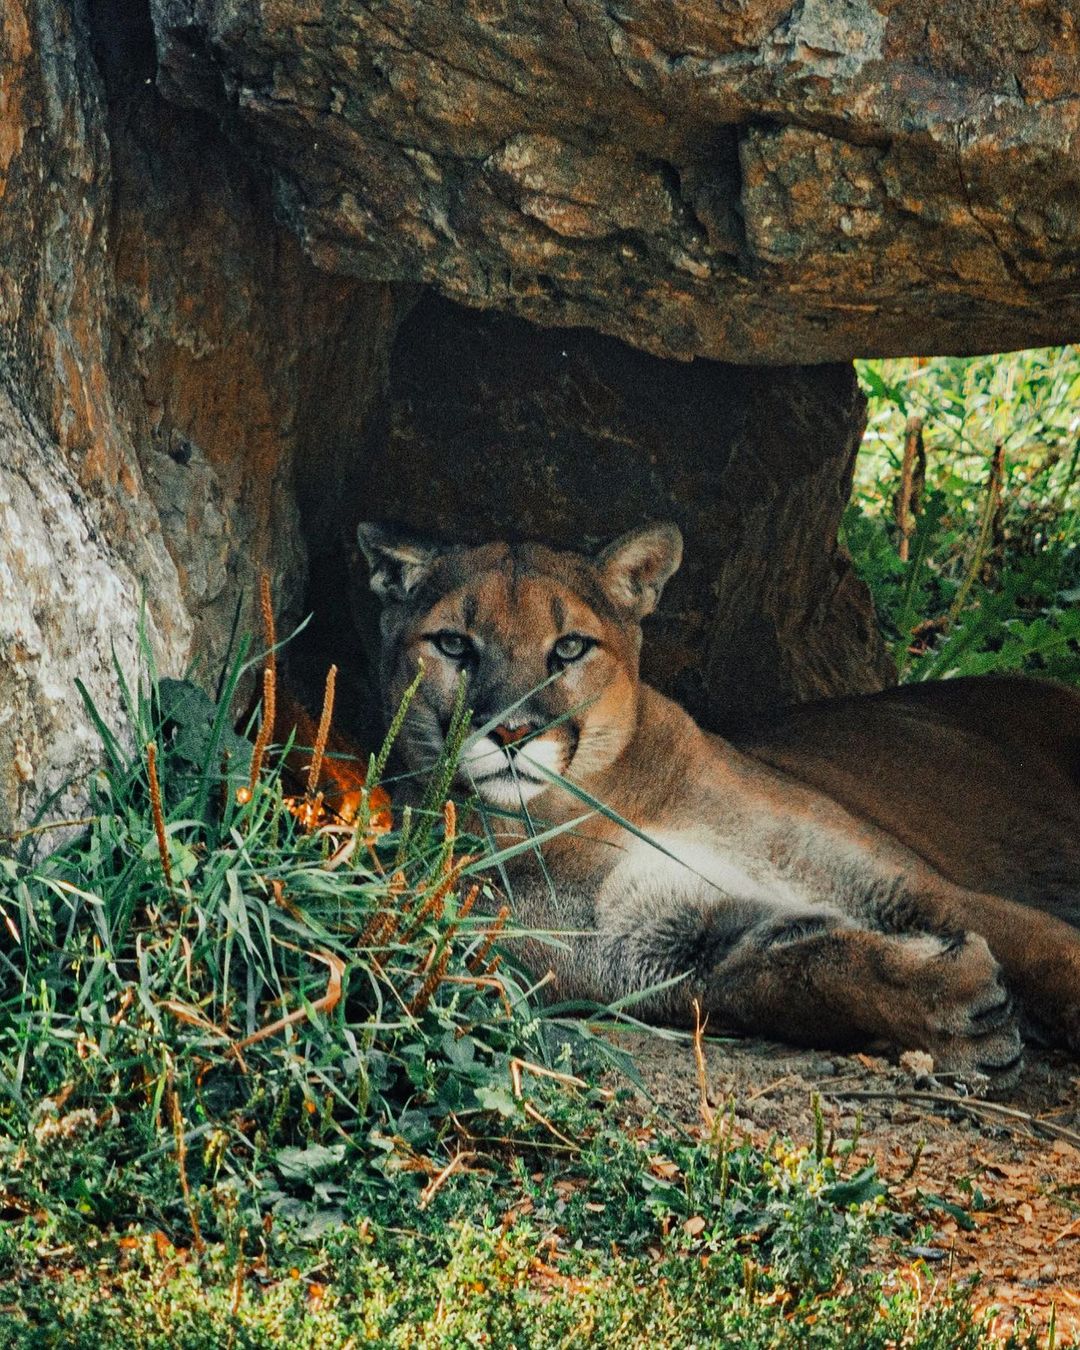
[648,1156,680,1180]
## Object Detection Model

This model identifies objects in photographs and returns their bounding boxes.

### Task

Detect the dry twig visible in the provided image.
[2,816,96,842]
[418,1150,476,1209]
[827,1088,1080,1149]
[746,1074,797,1104]
[440,972,515,1018]
[166,1061,205,1254]
[522,1101,581,1151]
[235,947,344,1050]
[510,1057,593,1097]
[691,998,715,1130]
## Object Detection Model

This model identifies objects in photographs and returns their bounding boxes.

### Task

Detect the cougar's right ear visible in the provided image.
[356,522,443,603]
[597,522,683,619]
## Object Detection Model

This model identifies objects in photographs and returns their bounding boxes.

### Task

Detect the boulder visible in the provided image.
[152,0,1080,363]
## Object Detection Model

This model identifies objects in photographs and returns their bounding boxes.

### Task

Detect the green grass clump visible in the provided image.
[0,1214,1003,1350]
[0,642,568,1248]
[850,348,1080,683]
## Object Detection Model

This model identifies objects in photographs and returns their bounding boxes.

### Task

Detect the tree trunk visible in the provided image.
[0,1,400,838]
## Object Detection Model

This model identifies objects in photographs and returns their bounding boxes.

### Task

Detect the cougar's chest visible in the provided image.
[602,829,805,910]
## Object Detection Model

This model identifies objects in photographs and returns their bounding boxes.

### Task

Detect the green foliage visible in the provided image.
[1,1106,1030,1348]
[850,348,1080,683]
[0,645,571,1248]
[0,1215,1017,1350]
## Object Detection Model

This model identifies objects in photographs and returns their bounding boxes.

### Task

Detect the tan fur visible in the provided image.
[358,521,1080,1083]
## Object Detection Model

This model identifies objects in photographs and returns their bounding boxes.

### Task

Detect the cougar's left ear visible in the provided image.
[356,521,444,603]
[597,522,683,619]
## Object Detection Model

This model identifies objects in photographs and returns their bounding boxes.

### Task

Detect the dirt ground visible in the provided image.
[613,1029,1080,1342]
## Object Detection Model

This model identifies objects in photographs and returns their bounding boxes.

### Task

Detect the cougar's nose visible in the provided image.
[489,723,536,749]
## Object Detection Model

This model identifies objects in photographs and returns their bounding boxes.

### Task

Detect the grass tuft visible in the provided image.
[850,349,1080,684]
[0,644,564,1254]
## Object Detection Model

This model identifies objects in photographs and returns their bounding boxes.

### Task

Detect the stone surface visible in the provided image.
[0,390,160,839]
[0,0,190,839]
[152,0,1080,363]
[320,295,892,733]
[0,0,400,837]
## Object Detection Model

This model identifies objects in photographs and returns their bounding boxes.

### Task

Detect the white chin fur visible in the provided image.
[472,773,548,809]
[459,735,564,808]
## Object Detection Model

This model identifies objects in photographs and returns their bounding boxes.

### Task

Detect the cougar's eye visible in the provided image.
[551,634,592,665]
[431,630,472,661]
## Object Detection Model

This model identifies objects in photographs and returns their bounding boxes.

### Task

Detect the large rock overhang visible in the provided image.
[151,0,1080,364]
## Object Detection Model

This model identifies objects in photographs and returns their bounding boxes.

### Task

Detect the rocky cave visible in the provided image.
[4,0,1080,836]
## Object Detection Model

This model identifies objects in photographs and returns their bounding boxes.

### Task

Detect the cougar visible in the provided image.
[357,520,1080,1083]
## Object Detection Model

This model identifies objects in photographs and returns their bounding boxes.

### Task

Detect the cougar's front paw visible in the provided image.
[904,933,1022,1084]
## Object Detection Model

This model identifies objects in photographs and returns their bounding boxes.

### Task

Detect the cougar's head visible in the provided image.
[357,522,683,809]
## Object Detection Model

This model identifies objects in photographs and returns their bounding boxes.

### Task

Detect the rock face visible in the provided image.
[0,0,189,837]
[0,0,400,839]
[0,393,161,837]
[324,296,891,733]
[152,0,1080,363]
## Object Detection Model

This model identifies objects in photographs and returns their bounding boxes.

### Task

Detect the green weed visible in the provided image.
[0,641,574,1250]
[850,349,1080,683]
